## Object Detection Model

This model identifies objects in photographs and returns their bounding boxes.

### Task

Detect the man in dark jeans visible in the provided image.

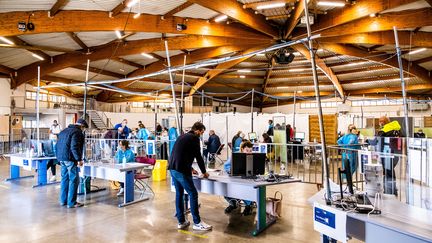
[168,122,212,231]
[56,118,88,208]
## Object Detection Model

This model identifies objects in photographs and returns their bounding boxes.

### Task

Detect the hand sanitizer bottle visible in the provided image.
[122,155,127,166]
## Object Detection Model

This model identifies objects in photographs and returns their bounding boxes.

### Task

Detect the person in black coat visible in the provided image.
[56,118,88,208]
[168,122,212,231]
[203,130,221,160]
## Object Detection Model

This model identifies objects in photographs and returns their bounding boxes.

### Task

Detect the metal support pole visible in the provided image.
[164,40,181,130]
[251,89,255,132]
[83,59,90,120]
[393,26,411,204]
[276,99,279,113]
[393,27,410,137]
[154,93,158,134]
[180,55,187,135]
[36,66,40,150]
[303,0,331,203]
[293,91,297,130]
[201,91,204,122]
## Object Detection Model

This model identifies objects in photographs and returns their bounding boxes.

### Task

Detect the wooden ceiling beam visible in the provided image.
[293,0,419,38]
[349,84,432,95]
[49,0,69,17]
[65,32,88,50]
[15,36,271,87]
[189,46,264,95]
[283,0,305,39]
[164,2,194,17]
[319,43,432,84]
[72,65,125,79]
[112,57,144,69]
[0,64,15,74]
[414,55,432,64]
[110,0,136,17]
[318,8,432,38]
[319,31,432,48]
[0,11,270,40]
[151,53,165,61]
[262,59,275,102]
[7,36,51,61]
[98,45,257,101]
[186,0,279,38]
[293,44,344,98]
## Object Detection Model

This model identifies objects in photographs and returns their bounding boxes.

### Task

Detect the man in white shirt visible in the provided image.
[50,120,62,136]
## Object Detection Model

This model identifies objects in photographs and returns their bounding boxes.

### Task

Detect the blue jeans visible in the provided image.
[60,161,79,207]
[170,170,201,224]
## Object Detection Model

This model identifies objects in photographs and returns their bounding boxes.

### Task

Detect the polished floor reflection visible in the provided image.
[0,160,323,243]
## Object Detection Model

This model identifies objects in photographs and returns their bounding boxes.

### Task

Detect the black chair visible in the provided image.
[207,144,225,164]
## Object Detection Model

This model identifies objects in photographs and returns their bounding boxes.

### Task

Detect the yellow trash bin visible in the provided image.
[152,160,168,181]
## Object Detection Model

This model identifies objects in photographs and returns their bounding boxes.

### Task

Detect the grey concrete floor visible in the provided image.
[0,159,322,243]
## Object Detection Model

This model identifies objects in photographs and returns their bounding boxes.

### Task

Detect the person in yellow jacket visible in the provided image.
[377,116,402,195]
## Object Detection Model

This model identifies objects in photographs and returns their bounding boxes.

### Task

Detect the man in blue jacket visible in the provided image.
[56,118,88,208]
[203,130,221,161]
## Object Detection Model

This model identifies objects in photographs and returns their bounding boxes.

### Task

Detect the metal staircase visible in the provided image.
[88,110,112,130]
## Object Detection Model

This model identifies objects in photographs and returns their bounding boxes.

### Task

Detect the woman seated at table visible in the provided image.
[223,140,254,215]
[115,140,135,196]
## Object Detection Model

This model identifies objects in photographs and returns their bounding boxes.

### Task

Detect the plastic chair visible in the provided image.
[135,157,156,197]
[207,144,225,164]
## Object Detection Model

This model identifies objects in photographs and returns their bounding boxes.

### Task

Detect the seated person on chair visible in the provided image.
[232,131,245,153]
[115,140,135,196]
[223,140,254,215]
[203,130,221,161]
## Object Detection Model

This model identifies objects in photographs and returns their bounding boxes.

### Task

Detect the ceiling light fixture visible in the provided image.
[0,37,14,45]
[239,75,246,78]
[256,2,286,10]
[133,13,140,19]
[141,53,154,59]
[317,1,345,7]
[32,53,44,61]
[289,68,305,72]
[214,15,228,22]
[297,90,303,93]
[115,30,123,39]
[256,53,265,56]
[276,86,289,89]
[407,48,426,55]
[369,13,376,17]
[127,0,139,8]
[237,69,251,73]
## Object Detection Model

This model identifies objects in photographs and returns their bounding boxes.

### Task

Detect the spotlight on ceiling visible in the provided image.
[273,48,295,65]
[214,15,228,22]
[317,1,345,7]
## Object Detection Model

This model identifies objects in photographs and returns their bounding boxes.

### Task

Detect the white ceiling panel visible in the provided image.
[153,50,184,58]
[76,32,118,47]
[51,67,115,82]
[419,61,432,70]
[127,0,186,15]
[0,0,55,12]
[0,48,38,69]
[120,54,159,66]
[89,59,137,74]
[19,33,82,51]
[420,26,432,32]
[63,0,121,11]
[402,48,432,62]
[174,3,218,19]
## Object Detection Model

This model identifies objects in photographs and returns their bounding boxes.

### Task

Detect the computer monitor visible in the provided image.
[231,153,266,176]
[42,140,55,157]
[248,132,257,141]
[338,159,354,199]
[295,132,305,140]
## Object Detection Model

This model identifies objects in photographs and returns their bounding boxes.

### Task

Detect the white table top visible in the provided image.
[309,190,432,242]
[83,162,149,172]
[5,153,56,160]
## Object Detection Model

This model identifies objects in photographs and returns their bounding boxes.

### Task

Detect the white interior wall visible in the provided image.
[0,78,12,115]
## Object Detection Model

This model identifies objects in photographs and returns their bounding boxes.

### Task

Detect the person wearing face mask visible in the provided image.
[114,119,131,139]
[115,140,135,196]
[56,118,88,208]
[223,140,254,215]
[337,124,360,175]
[168,122,212,231]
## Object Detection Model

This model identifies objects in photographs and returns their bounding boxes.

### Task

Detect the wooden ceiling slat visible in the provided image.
[164,2,194,17]
[49,0,70,17]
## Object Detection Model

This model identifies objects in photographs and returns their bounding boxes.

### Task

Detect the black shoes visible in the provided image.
[224,204,237,214]
[243,205,253,216]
